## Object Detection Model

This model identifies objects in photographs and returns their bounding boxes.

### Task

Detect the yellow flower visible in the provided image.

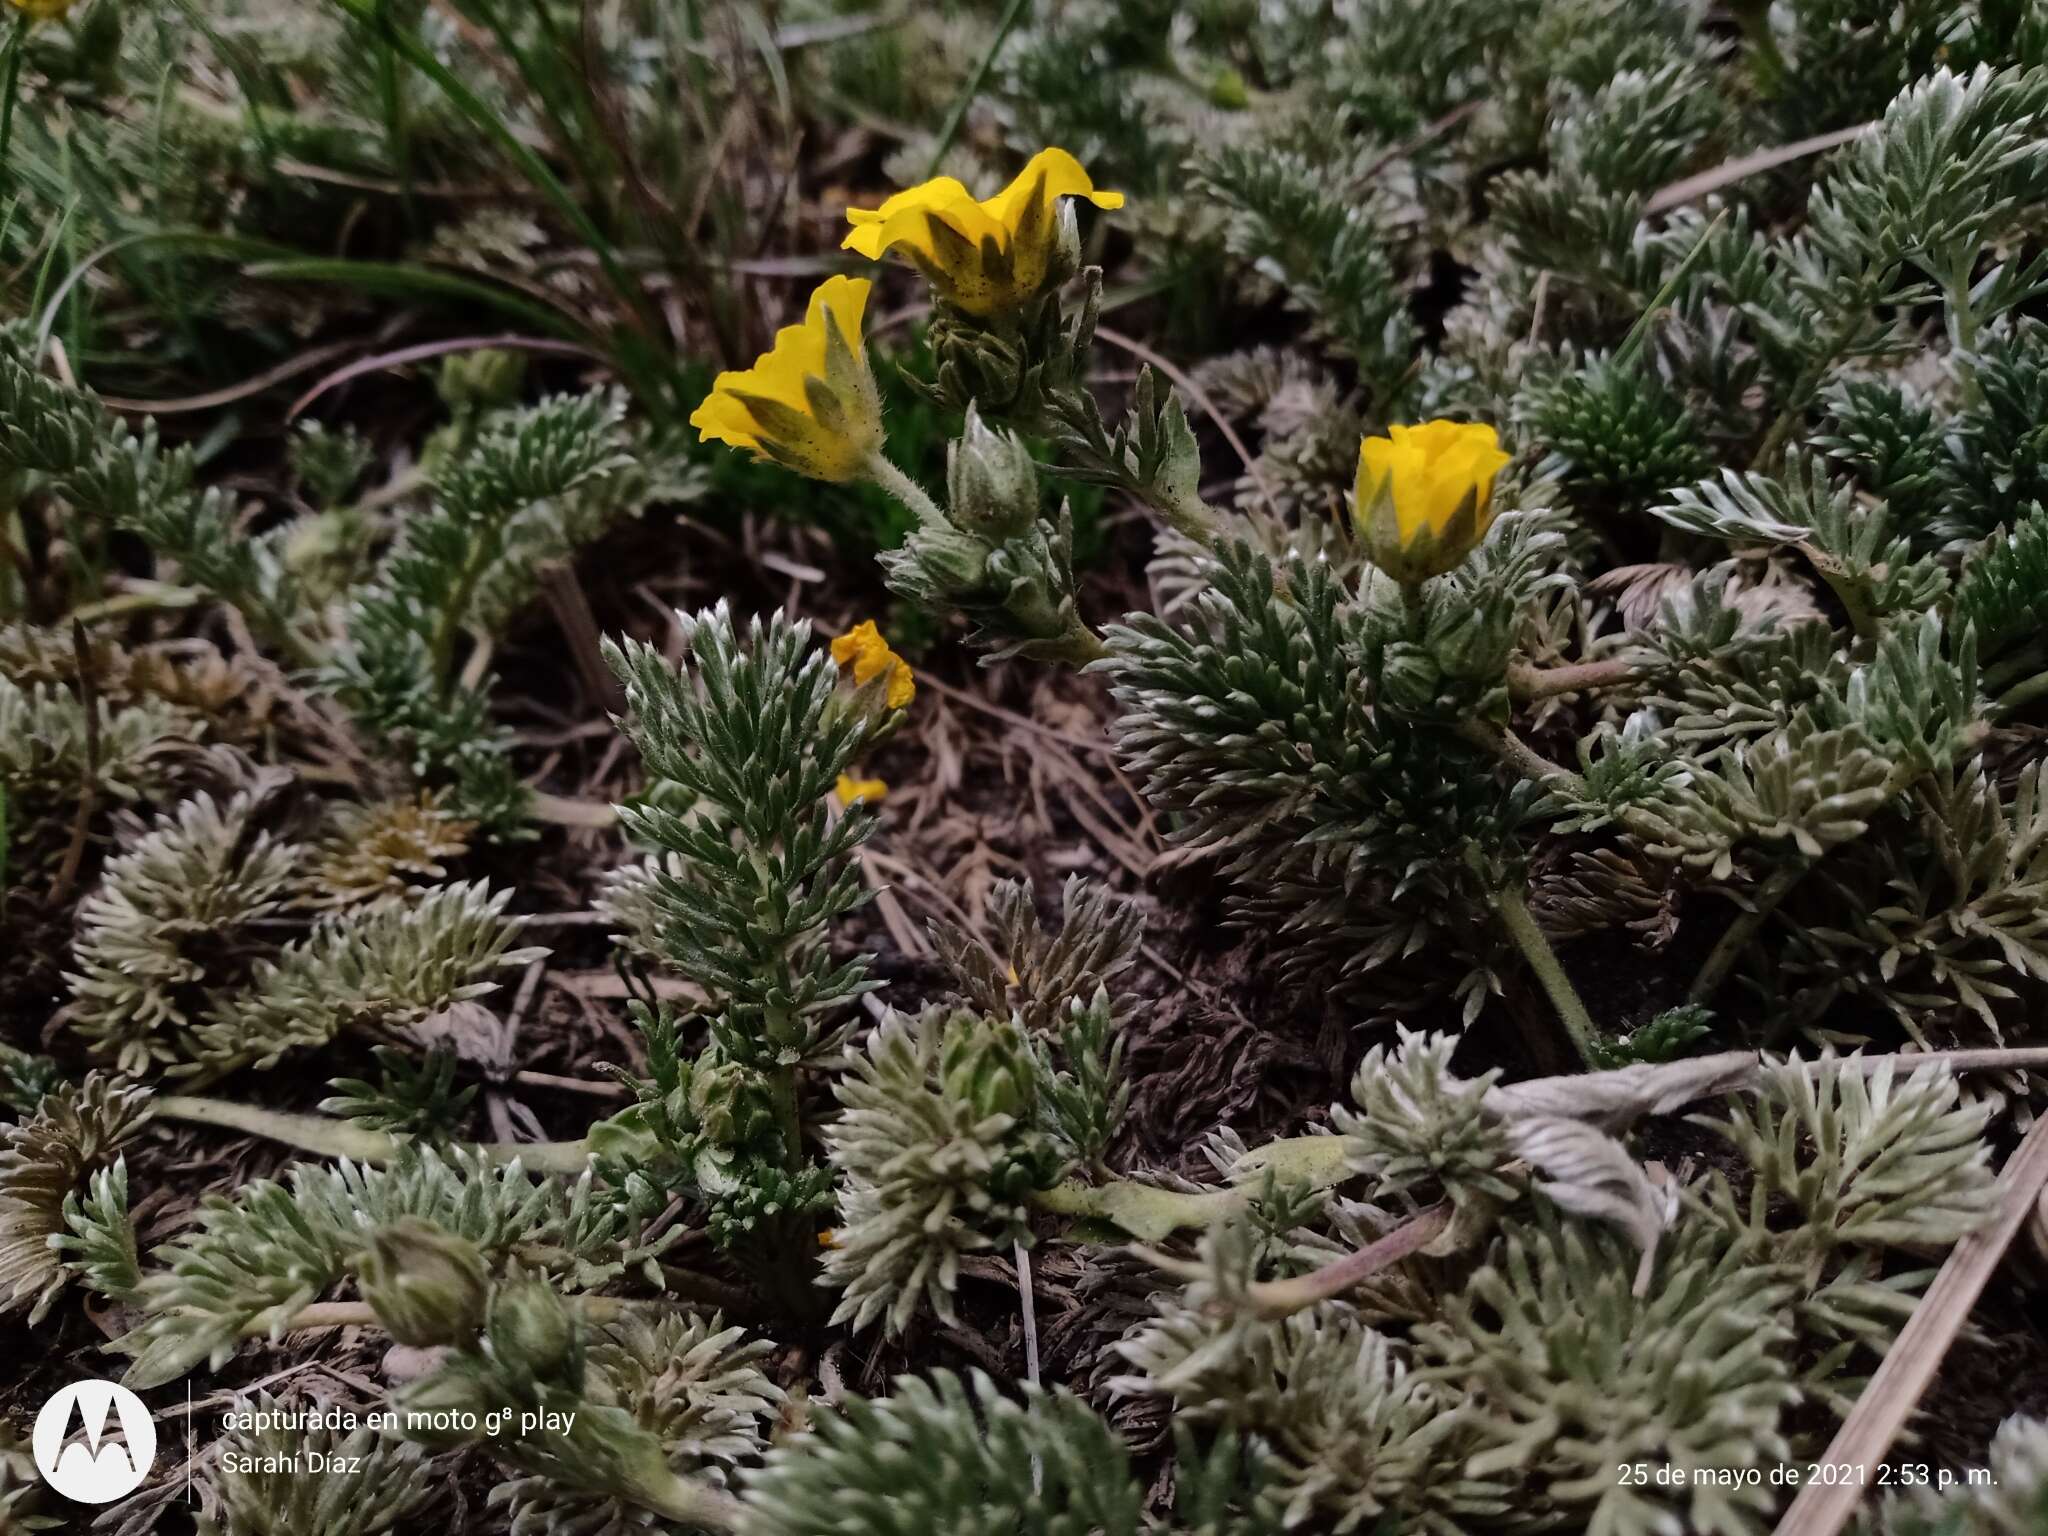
[830,621,916,710]
[690,275,882,483]
[841,148,1124,316]
[5,0,76,20]
[1352,420,1513,584]
[835,774,889,806]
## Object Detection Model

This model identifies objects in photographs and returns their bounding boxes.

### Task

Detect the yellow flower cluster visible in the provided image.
[1352,420,1512,584]
[830,620,916,710]
[5,0,77,21]
[692,148,1121,485]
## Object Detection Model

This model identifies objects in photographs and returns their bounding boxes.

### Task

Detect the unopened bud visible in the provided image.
[942,1016,1033,1121]
[947,406,1042,540]
[486,1273,579,1384]
[1377,642,1445,714]
[359,1217,490,1348]
[904,522,996,596]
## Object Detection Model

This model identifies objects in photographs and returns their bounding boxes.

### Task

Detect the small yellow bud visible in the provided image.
[835,774,888,806]
[830,621,916,710]
[1352,420,1512,584]
[842,148,1123,316]
[691,276,883,483]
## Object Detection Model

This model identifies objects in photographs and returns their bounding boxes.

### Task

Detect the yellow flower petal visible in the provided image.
[830,620,917,709]
[1353,420,1511,582]
[840,147,1124,315]
[689,275,881,483]
[981,148,1126,225]
[835,774,889,806]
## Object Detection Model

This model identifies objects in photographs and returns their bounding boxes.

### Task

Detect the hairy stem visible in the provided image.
[1031,1134,1354,1242]
[863,451,948,528]
[635,1466,748,1533]
[277,1293,653,1337]
[1688,859,1811,1005]
[156,1094,592,1174]
[1239,1201,1449,1317]
[1492,883,1598,1068]
[1456,718,1587,796]
[1508,657,1639,702]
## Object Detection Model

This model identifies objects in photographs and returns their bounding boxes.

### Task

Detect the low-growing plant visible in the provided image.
[4,0,2048,1532]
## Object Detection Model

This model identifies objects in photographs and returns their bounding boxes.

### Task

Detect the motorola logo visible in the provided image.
[31,1379,156,1504]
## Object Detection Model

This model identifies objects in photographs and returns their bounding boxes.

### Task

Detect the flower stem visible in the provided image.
[1031,1134,1353,1241]
[864,451,947,528]
[1456,718,1587,796]
[1236,1202,1450,1317]
[276,1293,653,1338]
[1508,657,1639,702]
[638,1469,748,1533]
[1688,859,1810,1006]
[1492,882,1598,1068]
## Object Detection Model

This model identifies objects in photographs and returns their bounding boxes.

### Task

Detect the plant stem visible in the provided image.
[863,450,947,527]
[156,1095,592,1174]
[373,0,415,230]
[277,1293,652,1337]
[1237,1201,1449,1317]
[1050,623,1111,665]
[1030,1134,1353,1241]
[1687,859,1810,1005]
[1994,667,2048,720]
[1799,541,1880,639]
[637,1469,748,1534]
[1492,882,1598,1068]
[1508,657,1639,702]
[1456,718,1587,796]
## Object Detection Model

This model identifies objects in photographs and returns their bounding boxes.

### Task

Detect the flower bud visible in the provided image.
[689,1053,779,1148]
[358,1217,490,1348]
[946,406,1042,540]
[928,317,1030,415]
[1352,420,1512,585]
[1205,66,1250,109]
[941,1015,1034,1122]
[486,1273,581,1386]
[1376,642,1445,714]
